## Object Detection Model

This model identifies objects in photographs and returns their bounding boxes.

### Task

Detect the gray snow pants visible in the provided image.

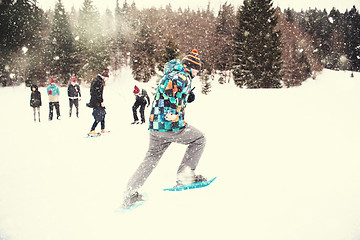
[126,125,206,193]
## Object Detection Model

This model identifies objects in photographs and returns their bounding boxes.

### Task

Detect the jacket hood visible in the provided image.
[164,59,184,74]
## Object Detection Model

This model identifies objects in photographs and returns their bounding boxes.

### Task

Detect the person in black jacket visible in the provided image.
[67,76,81,118]
[131,85,150,124]
[88,69,109,136]
[30,84,42,122]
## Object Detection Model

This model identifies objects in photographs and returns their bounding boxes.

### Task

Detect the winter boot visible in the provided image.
[122,192,145,209]
[101,129,110,134]
[176,167,207,186]
[88,130,100,137]
[131,120,139,124]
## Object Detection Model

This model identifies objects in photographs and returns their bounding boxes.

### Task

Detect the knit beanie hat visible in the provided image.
[133,85,140,94]
[101,68,109,78]
[182,49,201,71]
[50,77,55,84]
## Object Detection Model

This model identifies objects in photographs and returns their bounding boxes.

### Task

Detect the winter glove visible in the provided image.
[187,87,195,103]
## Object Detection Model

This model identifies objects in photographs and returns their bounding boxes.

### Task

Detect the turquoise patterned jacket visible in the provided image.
[149,59,193,132]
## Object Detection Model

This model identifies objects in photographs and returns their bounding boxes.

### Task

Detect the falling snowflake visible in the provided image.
[22,46,28,54]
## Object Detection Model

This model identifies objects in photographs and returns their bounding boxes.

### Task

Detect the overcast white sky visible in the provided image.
[37,0,359,14]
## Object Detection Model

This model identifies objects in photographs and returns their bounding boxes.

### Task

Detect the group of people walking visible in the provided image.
[29,49,208,210]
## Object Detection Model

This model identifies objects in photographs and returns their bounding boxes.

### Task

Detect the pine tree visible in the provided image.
[49,0,77,84]
[327,8,348,70]
[233,0,282,88]
[215,3,235,73]
[344,6,360,72]
[27,10,49,87]
[201,69,212,94]
[277,9,323,87]
[158,36,180,71]
[0,0,44,85]
[75,0,109,83]
[131,24,156,82]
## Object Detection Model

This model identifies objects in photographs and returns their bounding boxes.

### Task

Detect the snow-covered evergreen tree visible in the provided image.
[75,0,109,83]
[158,36,180,71]
[215,3,235,73]
[277,9,323,87]
[0,0,44,86]
[233,0,282,88]
[345,6,360,72]
[49,0,77,85]
[131,24,156,82]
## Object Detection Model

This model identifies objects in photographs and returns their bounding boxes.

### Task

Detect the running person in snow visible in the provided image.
[122,49,207,209]
[131,85,150,124]
[87,68,110,137]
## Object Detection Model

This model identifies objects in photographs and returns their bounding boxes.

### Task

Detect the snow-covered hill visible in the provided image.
[0,68,360,240]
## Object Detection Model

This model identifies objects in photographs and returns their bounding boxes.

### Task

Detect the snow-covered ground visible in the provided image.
[0,68,360,240]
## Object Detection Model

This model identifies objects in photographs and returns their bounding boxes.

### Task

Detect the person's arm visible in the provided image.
[161,74,187,121]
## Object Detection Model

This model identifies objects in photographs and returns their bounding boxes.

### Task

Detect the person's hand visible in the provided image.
[101,102,105,108]
[188,91,195,103]
[165,112,177,121]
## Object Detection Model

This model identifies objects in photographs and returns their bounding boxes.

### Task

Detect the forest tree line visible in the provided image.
[0,0,359,89]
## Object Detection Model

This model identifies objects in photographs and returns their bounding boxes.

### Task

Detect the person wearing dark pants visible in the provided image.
[90,108,106,132]
[30,84,42,122]
[88,69,109,136]
[49,102,60,120]
[47,78,61,120]
[68,76,81,118]
[131,85,150,124]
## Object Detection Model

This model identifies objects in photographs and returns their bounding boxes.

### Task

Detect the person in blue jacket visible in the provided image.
[47,78,61,120]
[122,49,206,209]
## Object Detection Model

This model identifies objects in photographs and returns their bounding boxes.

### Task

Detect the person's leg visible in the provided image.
[37,107,40,122]
[91,109,100,131]
[49,102,54,120]
[125,131,171,194]
[174,125,206,174]
[69,99,73,117]
[55,102,60,119]
[74,99,79,117]
[132,101,140,121]
[91,120,99,131]
[100,118,105,130]
[33,107,36,122]
[140,103,146,123]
